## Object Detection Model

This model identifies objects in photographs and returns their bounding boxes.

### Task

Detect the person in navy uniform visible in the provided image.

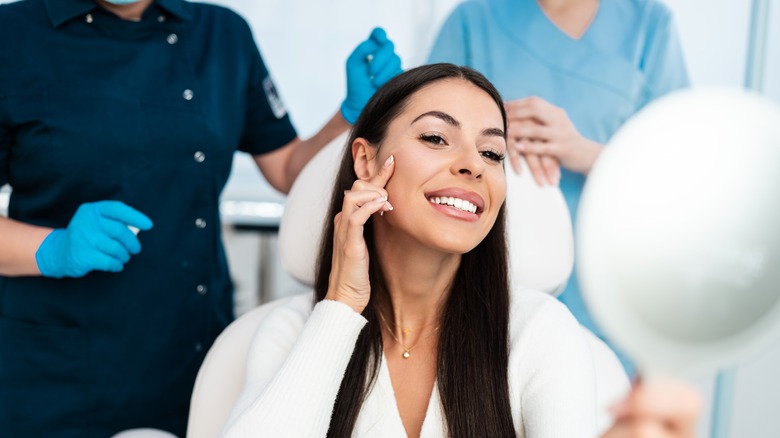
[0,0,402,436]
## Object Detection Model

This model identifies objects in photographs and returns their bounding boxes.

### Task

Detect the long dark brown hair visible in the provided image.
[314,63,514,437]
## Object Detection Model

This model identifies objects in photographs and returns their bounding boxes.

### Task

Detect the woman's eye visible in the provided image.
[420,133,447,146]
[481,149,506,162]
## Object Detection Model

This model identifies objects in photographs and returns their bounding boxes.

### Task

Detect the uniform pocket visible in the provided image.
[0,316,91,435]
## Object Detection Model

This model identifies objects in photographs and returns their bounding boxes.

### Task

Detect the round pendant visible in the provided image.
[402,351,411,359]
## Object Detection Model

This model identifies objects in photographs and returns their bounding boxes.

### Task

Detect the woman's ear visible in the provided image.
[352,138,375,180]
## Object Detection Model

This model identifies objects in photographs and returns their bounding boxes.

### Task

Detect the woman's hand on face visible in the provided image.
[325,155,395,314]
[505,97,603,183]
[602,379,703,438]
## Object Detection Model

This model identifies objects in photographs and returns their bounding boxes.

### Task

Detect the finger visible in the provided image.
[507,139,523,175]
[371,54,402,88]
[505,96,558,125]
[519,140,557,158]
[368,154,395,188]
[369,27,388,44]
[94,237,131,264]
[368,40,396,75]
[524,153,549,186]
[507,118,543,131]
[504,99,542,122]
[507,122,553,142]
[88,251,126,273]
[350,179,388,199]
[343,189,391,209]
[96,201,153,230]
[344,196,390,242]
[349,36,380,62]
[617,381,703,425]
[99,218,143,254]
[540,155,561,185]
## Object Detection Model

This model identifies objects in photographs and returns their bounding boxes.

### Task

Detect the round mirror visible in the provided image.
[578,88,780,375]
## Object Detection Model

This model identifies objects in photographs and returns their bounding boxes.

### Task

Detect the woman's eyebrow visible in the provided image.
[411,111,460,127]
[411,111,505,138]
[482,127,505,138]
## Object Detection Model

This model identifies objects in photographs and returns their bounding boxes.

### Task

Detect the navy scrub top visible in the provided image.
[0,0,297,436]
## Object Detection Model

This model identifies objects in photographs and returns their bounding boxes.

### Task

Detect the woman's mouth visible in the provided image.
[427,196,479,214]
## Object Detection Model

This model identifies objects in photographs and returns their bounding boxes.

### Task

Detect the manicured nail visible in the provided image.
[375,196,388,203]
[383,155,394,168]
[385,201,394,211]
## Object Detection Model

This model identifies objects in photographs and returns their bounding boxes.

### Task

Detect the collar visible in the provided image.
[155,0,192,21]
[43,0,192,28]
[44,0,96,27]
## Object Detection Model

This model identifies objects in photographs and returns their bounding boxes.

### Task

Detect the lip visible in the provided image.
[425,188,486,218]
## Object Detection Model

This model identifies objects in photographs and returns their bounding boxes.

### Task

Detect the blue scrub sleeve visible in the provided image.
[238,22,297,156]
[638,8,690,108]
[427,4,471,66]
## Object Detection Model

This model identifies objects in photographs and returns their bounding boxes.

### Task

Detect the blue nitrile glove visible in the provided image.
[340,27,403,124]
[35,201,153,278]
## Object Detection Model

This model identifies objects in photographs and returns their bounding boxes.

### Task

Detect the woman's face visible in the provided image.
[362,78,507,254]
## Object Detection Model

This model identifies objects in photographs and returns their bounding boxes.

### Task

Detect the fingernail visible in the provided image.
[383,155,394,168]
[385,201,394,211]
[375,196,388,203]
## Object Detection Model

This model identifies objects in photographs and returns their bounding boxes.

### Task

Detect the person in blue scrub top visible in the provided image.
[0,0,402,436]
[428,0,690,375]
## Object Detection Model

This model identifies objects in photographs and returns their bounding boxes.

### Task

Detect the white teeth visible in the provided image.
[428,196,478,214]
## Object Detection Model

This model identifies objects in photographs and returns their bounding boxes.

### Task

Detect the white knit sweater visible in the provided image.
[222,289,611,437]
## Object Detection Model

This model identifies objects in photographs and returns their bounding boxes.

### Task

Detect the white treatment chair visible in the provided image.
[118,133,628,437]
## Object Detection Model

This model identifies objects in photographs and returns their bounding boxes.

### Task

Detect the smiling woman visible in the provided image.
[220,64,700,438]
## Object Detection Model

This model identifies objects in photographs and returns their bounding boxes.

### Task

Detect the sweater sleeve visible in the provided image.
[222,299,367,437]
[511,293,599,438]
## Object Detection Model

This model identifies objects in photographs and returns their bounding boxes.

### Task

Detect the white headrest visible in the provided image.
[279,133,573,295]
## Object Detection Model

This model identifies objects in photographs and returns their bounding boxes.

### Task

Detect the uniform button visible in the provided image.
[183,89,194,101]
[85,14,93,23]
[157,15,166,23]
[167,33,178,44]
[194,151,206,163]
[195,218,206,229]
[194,342,204,353]
[196,284,208,295]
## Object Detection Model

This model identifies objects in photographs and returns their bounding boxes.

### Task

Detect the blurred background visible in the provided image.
[1,0,779,436]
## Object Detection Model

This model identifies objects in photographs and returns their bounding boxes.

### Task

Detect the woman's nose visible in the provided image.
[453,146,485,179]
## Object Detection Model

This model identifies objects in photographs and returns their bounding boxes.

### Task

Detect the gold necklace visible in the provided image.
[378,312,440,359]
